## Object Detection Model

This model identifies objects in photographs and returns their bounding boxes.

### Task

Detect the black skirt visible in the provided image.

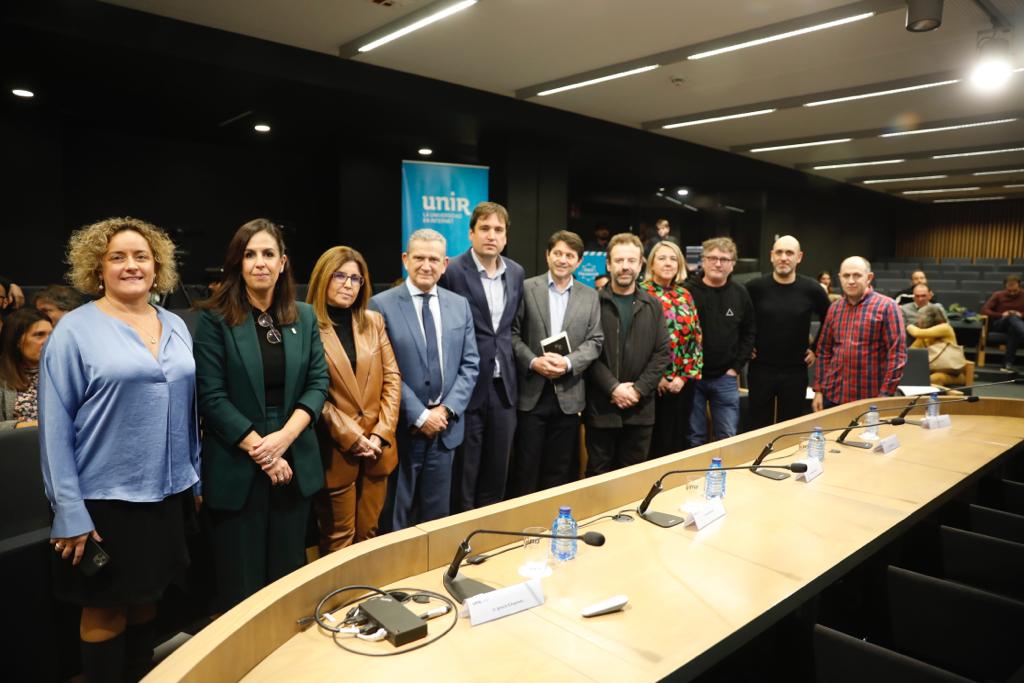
[52,489,195,608]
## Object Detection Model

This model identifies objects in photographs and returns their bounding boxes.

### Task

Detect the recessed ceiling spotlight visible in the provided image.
[418,148,433,156]
[658,187,666,192]
[905,0,943,32]
[662,108,776,129]
[970,35,1013,92]
[902,187,980,195]
[750,137,851,153]
[814,159,905,170]
[11,88,34,98]
[933,147,1024,159]
[253,123,271,133]
[676,189,689,196]
[687,12,874,60]
[863,175,948,184]
[880,117,1016,138]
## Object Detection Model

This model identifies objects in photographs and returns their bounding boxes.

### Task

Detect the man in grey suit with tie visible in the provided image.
[509,230,603,496]
[370,229,480,531]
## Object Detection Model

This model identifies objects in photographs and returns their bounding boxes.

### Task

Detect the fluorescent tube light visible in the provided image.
[933,196,1005,203]
[683,204,699,212]
[663,108,776,129]
[933,147,1024,159]
[750,138,851,153]
[973,169,1024,176]
[1005,184,1024,188]
[537,65,659,96]
[358,0,477,53]
[724,205,746,213]
[655,192,683,205]
[902,187,980,195]
[803,79,959,107]
[814,159,905,170]
[863,175,947,184]
[880,118,1017,138]
[687,12,874,60]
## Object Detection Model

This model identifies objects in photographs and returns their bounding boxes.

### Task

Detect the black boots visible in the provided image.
[80,633,125,683]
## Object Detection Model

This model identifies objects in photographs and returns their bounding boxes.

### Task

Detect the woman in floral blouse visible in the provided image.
[640,240,703,457]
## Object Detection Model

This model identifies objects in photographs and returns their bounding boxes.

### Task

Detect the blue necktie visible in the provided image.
[419,293,443,402]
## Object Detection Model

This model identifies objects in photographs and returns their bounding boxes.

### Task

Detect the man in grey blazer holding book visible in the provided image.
[509,230,603,496]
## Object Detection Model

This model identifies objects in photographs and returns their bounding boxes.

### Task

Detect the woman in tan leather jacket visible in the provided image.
[306,247,401,552]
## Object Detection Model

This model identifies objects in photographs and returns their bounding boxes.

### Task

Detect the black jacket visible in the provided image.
[684,272,755,378]
[585,286,670,428]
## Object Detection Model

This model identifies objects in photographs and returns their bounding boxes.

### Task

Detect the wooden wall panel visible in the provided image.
[896,198,1024,260]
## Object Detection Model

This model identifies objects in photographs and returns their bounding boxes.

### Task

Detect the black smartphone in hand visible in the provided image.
[79,537,111,576]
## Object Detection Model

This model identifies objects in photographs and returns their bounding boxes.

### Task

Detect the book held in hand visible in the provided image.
[540,331,572,356]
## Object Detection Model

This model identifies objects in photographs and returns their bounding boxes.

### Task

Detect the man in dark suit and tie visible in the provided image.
[439,202,525,512]
[510,230,603,496]
[370,229,479,530]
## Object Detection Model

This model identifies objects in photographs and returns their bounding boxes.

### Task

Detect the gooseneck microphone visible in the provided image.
[753,420,906,477]
[637,462,809,528]
[944,377,1023,393]
[443,528,606,603]
[835,396,981,443]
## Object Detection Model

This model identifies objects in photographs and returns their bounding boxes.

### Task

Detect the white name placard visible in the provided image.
[464,578,544,626]
[794,458,823,482]
[921,415,952,430]
[679,498,726,529]
[874,435,901,454]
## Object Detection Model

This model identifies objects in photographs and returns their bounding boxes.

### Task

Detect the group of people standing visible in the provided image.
[27,203,915,681]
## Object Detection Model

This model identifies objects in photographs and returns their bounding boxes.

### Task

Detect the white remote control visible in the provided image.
[580,594,628,618]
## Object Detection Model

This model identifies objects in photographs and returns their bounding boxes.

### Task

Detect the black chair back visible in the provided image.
[0,427,50,540]
[969,504,1024,544]
[813,624,972,683]
[940,525,1024,601]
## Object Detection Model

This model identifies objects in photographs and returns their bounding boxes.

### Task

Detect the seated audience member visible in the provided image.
[0,276,25,310]
[900,283,945,327]
[893,270,928,306]
[306,246,400,553]
[981,275,1024,372]
[585,226,611,252]
[40,217,199,681]
[0,308,52,430]
[907,304,965,386]
[817,270,841,302]
[593,273,610,291]
[34,284,85,325]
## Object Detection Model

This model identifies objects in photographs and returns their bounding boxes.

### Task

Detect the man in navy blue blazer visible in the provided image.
[439,202,525,512]
[370,229,479,530]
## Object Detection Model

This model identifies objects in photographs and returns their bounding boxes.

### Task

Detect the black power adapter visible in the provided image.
[359,596,428,646]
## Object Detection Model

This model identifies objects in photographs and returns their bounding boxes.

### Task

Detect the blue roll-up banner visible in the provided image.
[401,160,489,265]
[575,251,607,287]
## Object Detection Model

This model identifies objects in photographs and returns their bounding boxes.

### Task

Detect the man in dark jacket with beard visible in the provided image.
[685,236,755,446]
[585,233,669,475]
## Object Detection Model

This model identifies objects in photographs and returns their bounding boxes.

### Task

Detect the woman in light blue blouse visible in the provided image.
[39,217,200,682]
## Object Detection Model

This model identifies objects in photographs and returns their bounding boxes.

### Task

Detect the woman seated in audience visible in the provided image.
[194,219,328,611]
[907,303,964,386]
[0,308,52,430]
[306,246,400,553]
[817,270,841,302]
[34,284,85,325]
[39,217,200,681]
[639,240,703,457]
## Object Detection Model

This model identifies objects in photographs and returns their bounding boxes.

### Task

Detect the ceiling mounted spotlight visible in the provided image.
[418,148,433,156]
[12,88,34,98]
[971,33,1013,91]
[905,0,943,32]
[676,188,689,196]
[253,123,271,133]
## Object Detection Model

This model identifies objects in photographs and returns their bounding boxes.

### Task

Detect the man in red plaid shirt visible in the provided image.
[812,256,906,411]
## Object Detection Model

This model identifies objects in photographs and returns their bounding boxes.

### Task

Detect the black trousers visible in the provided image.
[508,382,580,498]
[649,381,696,458]
[451,377,516,512]
[585,424,654,477]
[748,362,810,430]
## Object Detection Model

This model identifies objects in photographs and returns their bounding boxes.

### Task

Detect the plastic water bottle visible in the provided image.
[808,426,826,462]
[551,506,577,562]
[926,392,940,418]
[865,404,880,439]
[705,456,726,500]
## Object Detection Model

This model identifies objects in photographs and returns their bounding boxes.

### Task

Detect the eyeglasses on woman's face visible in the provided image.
[331,272,365,286]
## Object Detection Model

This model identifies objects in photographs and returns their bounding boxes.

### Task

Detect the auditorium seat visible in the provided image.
[940,257,971,265]
[887,565,1024,682]
[813,624,972,683]
[900,348,931,388]
[939,525,1024,601]
[976,257,1011,266]
[0,427,50,544]
[1000,480,1024,515]
[968,504,1024,544]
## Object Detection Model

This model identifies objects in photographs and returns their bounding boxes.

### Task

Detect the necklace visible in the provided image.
[99,299,160,345]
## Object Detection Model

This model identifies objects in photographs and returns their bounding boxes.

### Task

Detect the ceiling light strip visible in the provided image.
[803,79,959,107]
[814,159,905,170]
[973,169,1024,176]
[902,187,981,195]
[750,137,852,153]
[687,12,874,60]
[863,175,948,184]
[933,147,1024,159]
[933,196,1005,203]
[358,0,478,53]
[663,108,776,129]
[537,65,659,97]
[1006,184,1024,189]
[880,118,1017,138]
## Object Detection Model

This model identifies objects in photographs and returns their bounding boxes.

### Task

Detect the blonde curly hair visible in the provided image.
[66,217,179,295]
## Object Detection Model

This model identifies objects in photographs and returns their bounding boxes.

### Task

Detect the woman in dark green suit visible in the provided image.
[194,219,328,610]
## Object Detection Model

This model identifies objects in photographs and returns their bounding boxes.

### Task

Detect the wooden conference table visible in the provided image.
[148,397,1024,682]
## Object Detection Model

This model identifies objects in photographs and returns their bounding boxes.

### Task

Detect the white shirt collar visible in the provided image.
[547,272,574,292]
[405,278,438,298]
[471,249,507,278]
